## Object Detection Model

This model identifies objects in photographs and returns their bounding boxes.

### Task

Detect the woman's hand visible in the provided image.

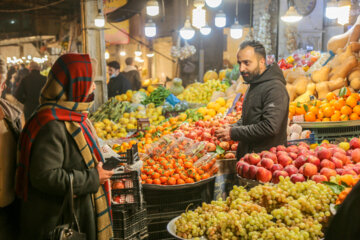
[96,162,114,184]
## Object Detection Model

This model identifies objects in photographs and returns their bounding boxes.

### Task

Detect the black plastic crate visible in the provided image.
[111,171,142,210]
[147,212,178,240]
[112,206,148,240]
[110,144,140,165]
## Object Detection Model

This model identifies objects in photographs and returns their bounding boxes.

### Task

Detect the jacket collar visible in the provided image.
[123,65,137,72]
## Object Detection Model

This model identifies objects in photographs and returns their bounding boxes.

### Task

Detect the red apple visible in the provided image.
[256,167,272,183]
[334,152,350,164]
[320,159,335,170]
[298,142,310,149]
[347,149,353,157]
[231,143,238,151]
[284,165,298,176]
[331,147,346,155]
[320,168,337,180]
[311,174,328,183]
[307,155,321,168]
[272,170,289,184]
[249,153,261,165]
[248,165,258,180]
[352,165,360,174]
[263,152,278,162]
[299,165,304,175]
[288,152,298,160]
[350,137,360,149]
[112,181,125,189]
[290,173,305,183]
[331,157,344,169]
[271,164,284,173]
[278,155,293,167]
[303,163,318,178]
[297,148,309,157]
[351,148,360,163]
[336,168,345,175]
[270,147,277,153]
[294,155,307,169]
[342,169,357,176]
[260,158,274,170]
[317,148,332,160]
[277,145,287,152]
[260,151,269,158]
[277,151,289,158]
[286,145,299,153]
[236,161,246,175]
[243,153,250,163]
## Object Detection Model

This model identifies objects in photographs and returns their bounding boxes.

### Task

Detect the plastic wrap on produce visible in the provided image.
[307,52,332,74]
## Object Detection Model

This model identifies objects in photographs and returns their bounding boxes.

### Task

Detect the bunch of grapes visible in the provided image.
[175,176,337,239]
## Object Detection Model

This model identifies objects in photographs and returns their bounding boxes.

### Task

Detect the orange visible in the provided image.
[331,113,341,122]
[340,114,349,121]
[317,110,324,120]
[289,105,296,115]
[340,175,355,186]
[334,98,346,110]
[323,107,334,118]
[346,96,358,108]
[322,118,330,122]
[350,93,360,101]
[304,112,316,122]
[309,106,319,115]
[341,105,352,115]
[295,106,306,115]
[350,113,359,120]
[353,105,360,115]
[326,92,337,102]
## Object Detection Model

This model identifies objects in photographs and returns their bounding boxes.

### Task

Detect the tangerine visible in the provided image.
[289,105,296,115]
[334,98,346,110]
[340,114,349,121]
[322,118,330,122]
[353,105,360,115]
[341,105,352,115]
[317,110,324,120]
[295,106,306,115]
[330,113,341,122]
[309,106,319,115]
[305,112,316,122]
[346,96,358,108]
[326,92,337,102]
[350,93,360,101]
[350,113,359,120]
[323,107,334,118]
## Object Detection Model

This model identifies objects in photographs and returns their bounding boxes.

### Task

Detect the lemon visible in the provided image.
[156,107,163,115]
[106,134,112,139]
[207,109,217,117]
[123,113,130,118]
[103,119,110,124]
[120,128,127,133]
[215,97,226,107]
[148,85,155,93]
[148,103,155,109]
[116,133,123,138]
[126,90,133,99]
[105,125,112,132]
[321,139,330,144]
[130,118,137,125]
[112,125,119,131]
[339,142,350,151]
[121,95,128,101]
[130,112,136,118]
[218,107,227,114]
[159,116,165,122]
[127,124,136,129]
[197,107,207,115]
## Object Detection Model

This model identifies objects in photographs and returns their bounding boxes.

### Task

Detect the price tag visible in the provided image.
[292,115,305,123]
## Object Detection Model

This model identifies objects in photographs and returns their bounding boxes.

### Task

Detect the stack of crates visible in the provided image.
[143,178,215,240]
[109,144,148,240]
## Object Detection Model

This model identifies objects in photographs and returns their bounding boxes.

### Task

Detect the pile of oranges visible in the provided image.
[289,88,360,122]
[335,174,359,205]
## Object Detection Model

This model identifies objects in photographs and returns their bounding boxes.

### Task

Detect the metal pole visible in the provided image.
[199,37,204,82]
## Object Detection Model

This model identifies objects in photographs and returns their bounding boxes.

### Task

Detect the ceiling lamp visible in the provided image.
[337,0,351,25]
[281,6,303,23]
[146,0,159,16]
[180,18,195,40]
[94,10,105,28]
[144,20,157,37]
[135,56,145,63]
[192,6,206,29]
[205,0,222,8]
[146,51,154,57]
[214,11,226,28]
[120,51,126,56]
[135,45,142,56]
[230,20,243,39]
[105,51,109,60]
[200,24,212,35]
[326,0,338,19]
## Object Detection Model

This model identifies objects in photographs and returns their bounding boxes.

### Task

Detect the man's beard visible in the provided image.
[241,64,261,83]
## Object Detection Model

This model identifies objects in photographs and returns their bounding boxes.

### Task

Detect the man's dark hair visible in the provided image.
[125,57,133,66]
[107,61,120,70]
[239,40,266,60]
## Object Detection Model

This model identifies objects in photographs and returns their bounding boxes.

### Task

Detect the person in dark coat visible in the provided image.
[2,66,16,97]
[122,57,142,91]
[325,180,360,240]
[107,61,131,98]
[16,53,114,240]
[14,62,47,120]
[215,41,289,160]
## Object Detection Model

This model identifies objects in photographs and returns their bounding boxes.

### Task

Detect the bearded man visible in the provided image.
[215,41,289,160]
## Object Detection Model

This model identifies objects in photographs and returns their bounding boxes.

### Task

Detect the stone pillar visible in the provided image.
[81,0,107,110]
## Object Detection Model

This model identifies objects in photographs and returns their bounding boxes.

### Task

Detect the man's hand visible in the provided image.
[215,126,231,141]
[96,162,114,184]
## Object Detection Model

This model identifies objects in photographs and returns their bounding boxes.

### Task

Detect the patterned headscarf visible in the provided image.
[16,53,113,239]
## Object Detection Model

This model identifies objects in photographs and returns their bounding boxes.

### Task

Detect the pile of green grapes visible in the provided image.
[175,177,337,240]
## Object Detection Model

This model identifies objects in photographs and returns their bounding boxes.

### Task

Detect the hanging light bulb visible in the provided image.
[94,10,105,28]
[135,56,144,63]
[281,6,303,23]
[205,0,222,8]
[337,0,351,25]
[146,0,159,16]
[214,11,226,28]
[146,51,154,57]
[200,24,212,35]
[192,1,206,29]
[230,20,243,39]
[120,51,126,56]
[144,20,157,37]
[180,18,195,40]
[135,45,142,56]
[105,51,109,60]
[326,0,338,19]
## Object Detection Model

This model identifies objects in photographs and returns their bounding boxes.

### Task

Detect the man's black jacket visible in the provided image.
[231,63,289,159]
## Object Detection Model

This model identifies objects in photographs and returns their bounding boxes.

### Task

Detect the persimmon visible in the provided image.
[340,114,349,121]
[177,179,185,184]
[326,92,337,101]
[153,179,161,185]
[146,179,153,184]
[341,105,352,115]
[168,177,177,185]
[160,176,168,183]
[305,112,316,122]
[185,178,194,183]
[331,113,341,122]
[323,107,334,118]
[353,105,360,115]
[346,96,358,108]
[350,113,359,120]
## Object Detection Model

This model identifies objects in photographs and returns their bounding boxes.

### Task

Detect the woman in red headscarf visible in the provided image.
[16,53,114,240]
